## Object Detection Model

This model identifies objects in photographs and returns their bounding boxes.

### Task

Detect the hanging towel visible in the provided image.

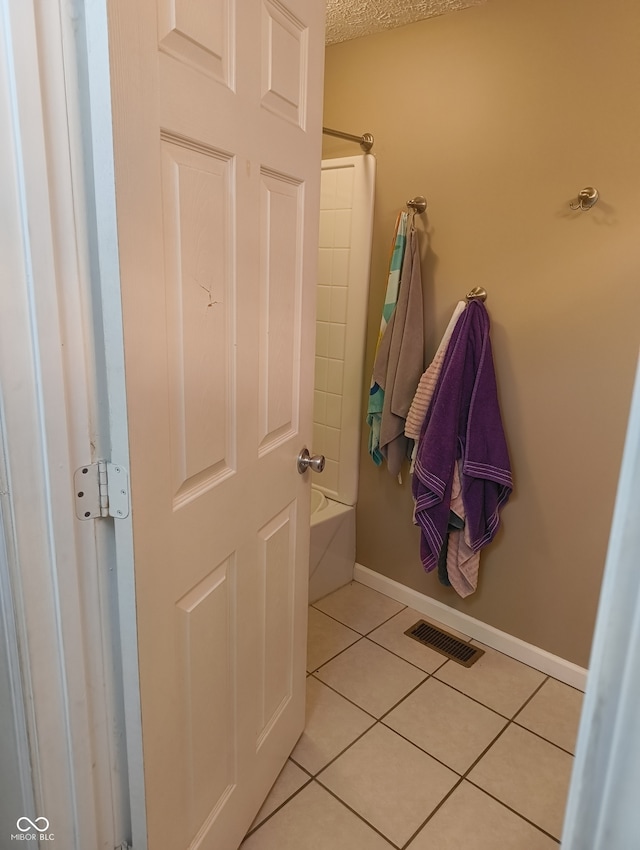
[446,460,481,597]
[372,223,424,477]
[412,299,512,572]
[367,212,408,464]
[405,301,466,442]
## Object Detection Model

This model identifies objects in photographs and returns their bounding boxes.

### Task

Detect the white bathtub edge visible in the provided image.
[310,491,352,528]
[353,563,588,692]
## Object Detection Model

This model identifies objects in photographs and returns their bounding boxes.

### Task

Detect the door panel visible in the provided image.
[175,556,236,834]
[257,503,296,743]
[161,136,235,501]
[107,0,324,847]
[158,0,233,83]
[259,170,303,450]
[261,0,307,126]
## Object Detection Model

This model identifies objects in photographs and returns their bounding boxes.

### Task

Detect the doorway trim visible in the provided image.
[0,0,141,846]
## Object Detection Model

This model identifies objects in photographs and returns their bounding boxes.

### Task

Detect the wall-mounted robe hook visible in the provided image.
[570,187,599,211]
[407,196,427,214]
[466,286,487,303]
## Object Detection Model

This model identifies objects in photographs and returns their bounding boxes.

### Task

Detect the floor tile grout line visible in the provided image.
[307,634,365,675]
[311,631,440,679]
[382,671,513,726]
[293,718,376,780]
[376,720,471,778]
[306,592,569,846]
[302,706,489,843]
[362,605,410,636]
[376,675,435,723]
[311,585,407,636]
[250,596,574,845]
[367,633,451,676]
[392,702,558,848]
[507,674,581,754]
[308,672,382,721]
[464,777,562,844]
[313,776,402,849]
[385,698,513,788]
[242,775,314,840]
[291,759,315,779]
[309,604,370,636]
[510,718,577,757]
[399,776,466,850]
[317,582,587,691]
[310,644,574,810]
[310,650,568,759]
[512,675,549,720]
[451,699,566,844]
[430,668,543,721]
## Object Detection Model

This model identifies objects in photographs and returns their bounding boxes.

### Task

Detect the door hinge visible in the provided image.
[74,461,130,520]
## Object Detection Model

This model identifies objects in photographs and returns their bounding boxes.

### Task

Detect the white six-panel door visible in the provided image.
[107,1,324,847]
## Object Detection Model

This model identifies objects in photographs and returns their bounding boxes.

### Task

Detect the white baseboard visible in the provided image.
[354,563,588,692]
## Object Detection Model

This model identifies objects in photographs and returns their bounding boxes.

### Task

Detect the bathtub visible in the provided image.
[309,487,355,604]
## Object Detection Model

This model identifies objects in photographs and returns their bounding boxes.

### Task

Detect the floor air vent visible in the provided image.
[404,620,484,667]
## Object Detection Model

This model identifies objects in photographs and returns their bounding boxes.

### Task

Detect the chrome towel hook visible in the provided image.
[406,196,427,214]
[466,286,487,303]
[570,186,599,211]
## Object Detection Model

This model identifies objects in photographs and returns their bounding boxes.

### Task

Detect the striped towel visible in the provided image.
[367,212,408,464]
[405,301,466,441]
[446,460,481,597]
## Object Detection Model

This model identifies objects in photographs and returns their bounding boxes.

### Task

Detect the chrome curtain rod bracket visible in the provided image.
[322,126,374,152]
[406,196,427,214]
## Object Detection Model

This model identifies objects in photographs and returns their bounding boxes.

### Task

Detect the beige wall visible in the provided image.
[322,0,640,667]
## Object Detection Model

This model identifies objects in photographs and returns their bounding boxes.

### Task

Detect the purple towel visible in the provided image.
[412,300,512,571]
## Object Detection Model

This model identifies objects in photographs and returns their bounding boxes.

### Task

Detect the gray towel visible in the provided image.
[372,225,424,477]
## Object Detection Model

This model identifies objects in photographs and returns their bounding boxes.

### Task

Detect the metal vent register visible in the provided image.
[404,620,484,667]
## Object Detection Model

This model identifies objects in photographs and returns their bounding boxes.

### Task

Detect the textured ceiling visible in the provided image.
[325,0,484,45]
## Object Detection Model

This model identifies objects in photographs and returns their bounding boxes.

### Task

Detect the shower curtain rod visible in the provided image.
[322,126,374,152]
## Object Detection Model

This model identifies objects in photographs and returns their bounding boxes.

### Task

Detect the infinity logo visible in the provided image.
[16,818,50,833]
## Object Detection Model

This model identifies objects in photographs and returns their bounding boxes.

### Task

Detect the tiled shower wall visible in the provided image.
[313,156,375,505]
[314,164,355,498]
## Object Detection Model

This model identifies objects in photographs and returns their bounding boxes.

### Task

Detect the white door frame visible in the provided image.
[0,0,136,846]
[561,353,640,847]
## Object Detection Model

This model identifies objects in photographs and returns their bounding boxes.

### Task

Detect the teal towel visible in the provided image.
[367,211,408,464]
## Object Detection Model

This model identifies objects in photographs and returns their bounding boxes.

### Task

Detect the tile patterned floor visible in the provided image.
[242,581,583,849]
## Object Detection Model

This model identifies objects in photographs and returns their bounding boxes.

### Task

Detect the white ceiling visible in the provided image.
[325,0,484,45]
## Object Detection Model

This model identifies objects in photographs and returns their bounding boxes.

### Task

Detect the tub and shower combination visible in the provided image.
[309,154,375,603]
